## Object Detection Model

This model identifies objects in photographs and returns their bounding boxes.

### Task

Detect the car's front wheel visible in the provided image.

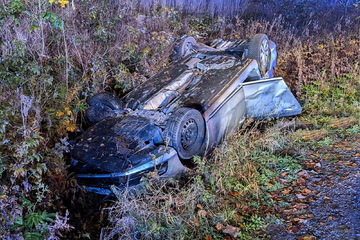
[86,92,123,122]
[248,34,271,77]
[171,36,197,61]
[165,108,205,159]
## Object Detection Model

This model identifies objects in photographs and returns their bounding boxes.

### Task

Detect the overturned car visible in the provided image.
[70,34,302,194]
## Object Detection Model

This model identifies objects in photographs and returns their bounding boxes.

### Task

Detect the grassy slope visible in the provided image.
[0,0,359,239]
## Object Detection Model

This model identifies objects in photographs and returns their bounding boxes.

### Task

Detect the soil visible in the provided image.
[266,135,360,239]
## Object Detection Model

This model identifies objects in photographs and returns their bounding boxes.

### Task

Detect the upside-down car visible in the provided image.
[70,34,302,194]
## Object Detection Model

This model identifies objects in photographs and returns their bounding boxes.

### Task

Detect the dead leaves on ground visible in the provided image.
[222,225,241,238]
[298,236,316,240]
[267,134,360,237]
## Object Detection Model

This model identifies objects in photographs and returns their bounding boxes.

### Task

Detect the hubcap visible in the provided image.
[180,119,198,150]
[260,39,269,70]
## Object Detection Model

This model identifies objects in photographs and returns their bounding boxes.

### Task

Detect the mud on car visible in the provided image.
[70,34,302,194]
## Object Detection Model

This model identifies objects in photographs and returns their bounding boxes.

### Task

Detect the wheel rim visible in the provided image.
[260,39,269,70]
[182,41,193,56]
[180,118,198,150]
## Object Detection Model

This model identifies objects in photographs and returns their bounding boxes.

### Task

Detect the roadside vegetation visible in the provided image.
[0,0,359,239]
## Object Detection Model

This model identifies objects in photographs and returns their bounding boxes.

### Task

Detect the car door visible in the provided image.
[204,85,247,150]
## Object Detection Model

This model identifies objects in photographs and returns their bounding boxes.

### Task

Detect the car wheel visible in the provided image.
[86,92,123,122]
[172,36,196,61]
[248,34,271,77]
[165,108,205,159]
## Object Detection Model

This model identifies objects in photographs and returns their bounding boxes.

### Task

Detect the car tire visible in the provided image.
[248,34,271,77]
[165,108,205,160]
[172,36,196,61]
[86,92,123,122]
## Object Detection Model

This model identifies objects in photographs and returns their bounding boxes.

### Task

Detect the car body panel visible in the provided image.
[243,77,302,119]
[76,147,177,179]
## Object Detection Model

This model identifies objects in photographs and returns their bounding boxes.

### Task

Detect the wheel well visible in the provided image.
[182,103,204,113]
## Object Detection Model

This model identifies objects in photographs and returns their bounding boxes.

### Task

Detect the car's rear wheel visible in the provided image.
[248,34,271,77]
[172,36,196,61]
[165,108,205,159]
[86,92,123,122]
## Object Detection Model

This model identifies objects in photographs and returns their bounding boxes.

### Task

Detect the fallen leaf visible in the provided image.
[294,203,309,209]
[298,218,308,223]
[241,206,252,214]
[297,177,307,184]
[287,225,300,233]
[215,223,224,231]
[324,195,330,199]
[301,188,314,195]
[282,189,291,195]
[297,170,309,178]
[302,188,313,195]
[298,236,316,240]
[196,204,203,209]
[198,209,207,218]
[234,213,243,220]
[230,191,240,196]
[328,216,333,221]
[283,209,294,214]
[205,235,212,240]
[296,194,306,199]
[223,225,240,238]
[320,222,327,226]
[355,153,360,157]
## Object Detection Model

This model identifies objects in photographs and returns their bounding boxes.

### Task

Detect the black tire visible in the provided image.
[171,36,196,61]
[86,92,123,122]
[165,108,205,159]
[248,34,271,77]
